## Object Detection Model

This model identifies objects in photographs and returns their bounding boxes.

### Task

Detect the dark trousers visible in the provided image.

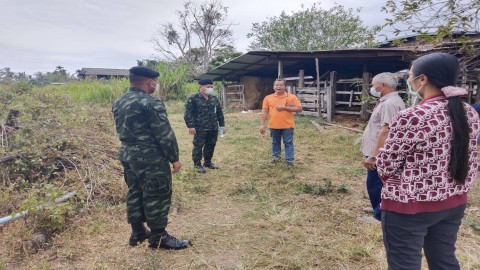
[121,161,172,229]
[366,168,383,220]
[382,204,466,270]
[192,129,218,164]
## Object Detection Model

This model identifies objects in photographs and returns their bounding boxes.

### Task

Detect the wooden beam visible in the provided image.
[315,58,321,117]
[267,52,410,60]
[360,70,371,121]
[221,83,227,110]
[229,61,272,66]
[298,69,305,88]
[311,120,325,132]
[476,73,480,103]
[278,60,283,79]
[327,71,337,123]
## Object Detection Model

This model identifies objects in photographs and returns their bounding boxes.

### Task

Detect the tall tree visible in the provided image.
[247,3,374,51]
[30,67,73,86]
[382,0,480,84]
[209,45,243,70]
[0,68,16,83]
[151,0,234,77]
[0,68,32,83]
[382,0,480,39]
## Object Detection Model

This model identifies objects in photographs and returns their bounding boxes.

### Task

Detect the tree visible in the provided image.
[208,45,243,70]
[30,67,73,86]
[382,0,480,39]
[151,0,234,77]
[0,68,31,84]
[247,3,374,51]
[0,68,16,83]
[382,0,480,86]
[154,61,191,100]
[136,59,159,68]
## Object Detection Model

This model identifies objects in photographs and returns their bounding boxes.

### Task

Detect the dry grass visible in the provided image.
[1,101,480,270]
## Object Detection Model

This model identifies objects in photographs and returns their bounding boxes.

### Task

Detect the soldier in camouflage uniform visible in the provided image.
[184,79,225,173]
[112,66,190,250]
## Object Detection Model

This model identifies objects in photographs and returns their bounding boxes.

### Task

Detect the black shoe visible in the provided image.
[287,162,294,167]
[194,164,206,173]
[204,162,218,169]
[149,231,191,250]
[129,226,151,247]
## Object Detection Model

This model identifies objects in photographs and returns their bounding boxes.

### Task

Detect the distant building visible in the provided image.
[77,68,129,80]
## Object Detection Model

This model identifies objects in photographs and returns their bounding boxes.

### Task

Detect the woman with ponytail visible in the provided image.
[376,53,480,270]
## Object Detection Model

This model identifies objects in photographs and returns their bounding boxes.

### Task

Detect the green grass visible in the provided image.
[1,82,480,269]
[39,79,129,104]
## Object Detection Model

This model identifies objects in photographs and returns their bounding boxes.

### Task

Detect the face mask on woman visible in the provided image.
[407,75,423,100]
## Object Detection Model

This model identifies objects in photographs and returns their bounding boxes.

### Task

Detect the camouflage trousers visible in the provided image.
[121,161,172,229]
[192,129,218,164]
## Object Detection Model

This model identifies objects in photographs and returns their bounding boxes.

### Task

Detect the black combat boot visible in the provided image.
[194,161,206,173]
[149,228,191,250]
[203,161,218,169]
[129,223,151,247]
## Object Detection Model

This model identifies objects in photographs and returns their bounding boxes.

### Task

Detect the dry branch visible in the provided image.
[0,154,17,163]
[310,120,325,132]
[323,122,363,133]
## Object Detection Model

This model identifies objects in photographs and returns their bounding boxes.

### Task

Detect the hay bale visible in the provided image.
[240,76,275,110]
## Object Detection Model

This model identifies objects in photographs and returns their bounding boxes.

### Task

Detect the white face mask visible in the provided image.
[205,87,214,95]
[407,75,423,100]
[369,84,383,98]
[370,87,381,98]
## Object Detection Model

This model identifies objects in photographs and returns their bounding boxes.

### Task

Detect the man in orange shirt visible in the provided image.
[259,79,303,166]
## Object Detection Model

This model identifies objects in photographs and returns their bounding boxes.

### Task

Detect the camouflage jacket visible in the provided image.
[184,92,225,131]
[112,87,179,164]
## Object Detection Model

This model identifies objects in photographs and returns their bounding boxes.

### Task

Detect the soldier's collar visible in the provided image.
[129,87,145,93]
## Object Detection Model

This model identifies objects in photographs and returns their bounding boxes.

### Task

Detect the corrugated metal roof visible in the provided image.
[79,68,129,76]
[201,48,415,81]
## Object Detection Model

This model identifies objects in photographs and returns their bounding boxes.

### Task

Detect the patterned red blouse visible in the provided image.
[377,93,480,214]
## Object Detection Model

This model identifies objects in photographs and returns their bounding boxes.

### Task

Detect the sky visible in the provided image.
[0,0,390,75]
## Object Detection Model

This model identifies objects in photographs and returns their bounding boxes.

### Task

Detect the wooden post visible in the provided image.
[277,60,283,79]
[461,68,470,103]
[475,73,480,103]
[298,69,305,88]
[349,90,354,107]
[327,71,337,123]
[468,82,473,104]
[315,58,321,117]
[221,83,227,109]
[360,72,371,121]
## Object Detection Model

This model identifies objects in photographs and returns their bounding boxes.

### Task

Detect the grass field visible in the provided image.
[0,87,479,270]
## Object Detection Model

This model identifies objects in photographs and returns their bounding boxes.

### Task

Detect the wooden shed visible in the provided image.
[202,46,479,122]
[201,48,415,121]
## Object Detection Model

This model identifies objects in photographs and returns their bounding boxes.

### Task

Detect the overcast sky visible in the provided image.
[0,0,390,75]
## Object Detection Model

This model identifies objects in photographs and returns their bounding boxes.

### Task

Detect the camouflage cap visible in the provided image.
[129,66,160,78]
